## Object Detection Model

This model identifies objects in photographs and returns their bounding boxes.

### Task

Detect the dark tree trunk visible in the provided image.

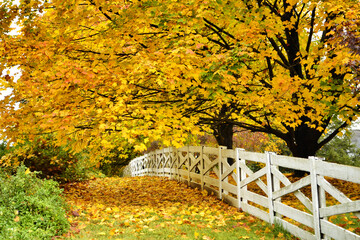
[285,121,322,177]
[212,123,234,164]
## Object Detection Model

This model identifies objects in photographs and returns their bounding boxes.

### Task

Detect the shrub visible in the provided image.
[317,133,360,167]
[0,165,70,240]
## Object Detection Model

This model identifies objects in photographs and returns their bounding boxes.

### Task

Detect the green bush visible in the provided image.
[317,133,360,167]
[0,165,70,240]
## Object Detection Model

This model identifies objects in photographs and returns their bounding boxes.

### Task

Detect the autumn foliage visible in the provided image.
[1,0,360,165]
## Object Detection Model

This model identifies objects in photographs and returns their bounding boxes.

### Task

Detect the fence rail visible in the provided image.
[123,146,360,240]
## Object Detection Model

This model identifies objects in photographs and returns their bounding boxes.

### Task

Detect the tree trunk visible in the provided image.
[285,122,321,177]
[212,123,234,164]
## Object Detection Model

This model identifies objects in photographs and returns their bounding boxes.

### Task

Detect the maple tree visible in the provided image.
[1,0,360,173]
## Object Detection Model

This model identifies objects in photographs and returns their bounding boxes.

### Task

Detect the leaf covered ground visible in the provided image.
[60,176,290,240]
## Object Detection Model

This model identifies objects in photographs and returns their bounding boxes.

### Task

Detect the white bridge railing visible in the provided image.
[123,146,360,240]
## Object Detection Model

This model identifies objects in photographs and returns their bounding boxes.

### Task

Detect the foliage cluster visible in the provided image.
[0,136,137,180]
[0,137,98,182]
[317,132,360,167]
[1,0,359,164]
[0,165,70,240]
[99,144,139,176]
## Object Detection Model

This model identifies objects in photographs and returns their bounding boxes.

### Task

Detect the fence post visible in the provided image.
[186,146,190,186]
[162,149,166,177]
[317,157,330,240]
[219,146,227,200]
[151,152,155,176]
[176,148,180,182]
[201,146,204,191]
[157,150,161,176]
[236,148,245,210]
[266,152,276,224]
[310,156,322,239]
[169,148,174,180]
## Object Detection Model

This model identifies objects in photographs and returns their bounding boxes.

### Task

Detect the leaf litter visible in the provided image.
[60,176,289,239]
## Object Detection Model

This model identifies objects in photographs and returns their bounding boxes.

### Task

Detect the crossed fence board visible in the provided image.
[124,146,360,240]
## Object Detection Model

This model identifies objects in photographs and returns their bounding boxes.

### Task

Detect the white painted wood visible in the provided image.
[222,149,236,159]
[318,176,360,219]
[317,176,353,203]
[272,175,311,199]
[203,175,219,187]
[271,166,313,212]
[240,152,248,206]
[320,200,360,217]
[240,189,268,208]
[272,155,309,172]
[238,151,267,163]
[222,194,239,208]
[189,172,201,182]
[315,161,360,184]
[242,203,270,223]
[236,148,243,209]
[266,152,275,224]
[200,146,204,191]
[189,146,202,152]
[203,157,218,175]
[321,219,360,240]
[275,217,316,240]
[221,164,236,181]
[273,201,314,228]
[222,181,237,195]
[203,146,219,155]
[240,167,267,189]
[218,146,226,200]
[310,156,321,239]
[238,161,269,195]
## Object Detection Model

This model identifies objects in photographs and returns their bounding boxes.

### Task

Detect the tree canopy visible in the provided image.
[1,0,360,165]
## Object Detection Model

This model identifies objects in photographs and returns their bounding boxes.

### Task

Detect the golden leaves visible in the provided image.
[62,176,277,239]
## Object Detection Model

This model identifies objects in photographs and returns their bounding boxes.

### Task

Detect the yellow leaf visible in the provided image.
[201,190,208,196]
[14,216,20,222]
[278,232,284,237]
[25,168,31,175]
[194,231,200,239]
[109,229,116,236]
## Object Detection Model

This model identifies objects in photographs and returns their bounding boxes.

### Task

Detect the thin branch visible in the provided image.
[306,6,316,53]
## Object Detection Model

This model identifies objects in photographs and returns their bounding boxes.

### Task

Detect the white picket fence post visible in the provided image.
[310,156,322,239]
[266,152,275,224]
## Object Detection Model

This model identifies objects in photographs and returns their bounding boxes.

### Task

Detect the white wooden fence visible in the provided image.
[123,146,360,240]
